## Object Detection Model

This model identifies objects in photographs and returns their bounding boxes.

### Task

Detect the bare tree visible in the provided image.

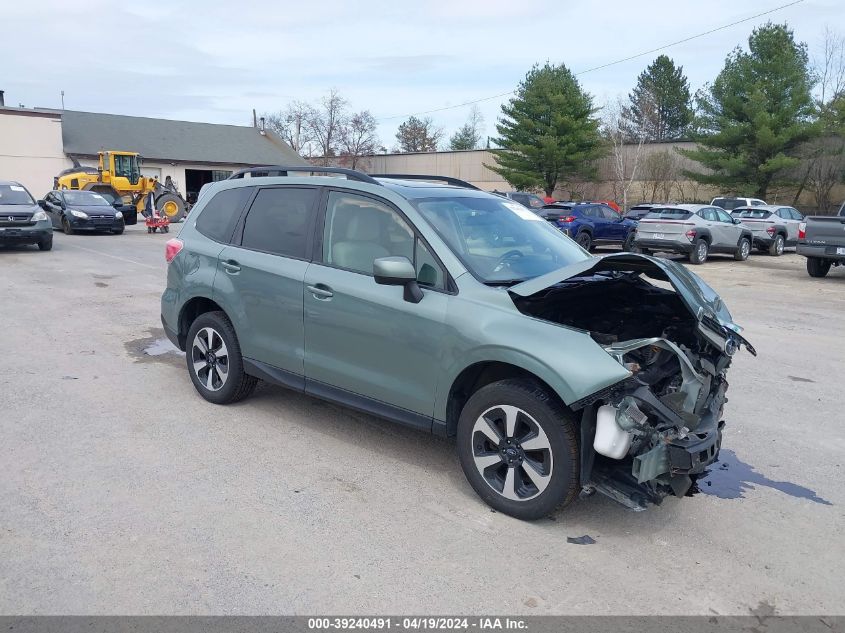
[603,98,644,210]
[449,105,485,150]
[817,27,845,105]
[307,89,349,166]
[264,101,318,157]
[340,111,379,169]
[639,150,680,202]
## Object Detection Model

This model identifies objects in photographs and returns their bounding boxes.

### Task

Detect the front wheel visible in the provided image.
[38,237,53,251]
[807,257,831,278]
[734,237,751,261]
[62,217,74,236]
[456,379,579,520]
[186,311,258,404]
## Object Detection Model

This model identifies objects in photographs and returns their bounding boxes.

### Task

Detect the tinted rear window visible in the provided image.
[240,187,318,258]
[195,187,253,243]
[733,209,771,219]
[644,208,693,220]
[712,198,745,210]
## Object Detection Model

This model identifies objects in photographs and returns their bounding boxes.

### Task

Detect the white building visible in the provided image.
[0,105,304,200]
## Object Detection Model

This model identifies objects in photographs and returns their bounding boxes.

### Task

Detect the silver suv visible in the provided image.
[634,204,754,264]
[730,205,804,256]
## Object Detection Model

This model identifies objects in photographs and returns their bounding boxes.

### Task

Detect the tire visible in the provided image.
[768,234,785,256]
[689,238,708,264]
[575,231,592,251]
[112,229,124,235]
[622,232,636,252]
[163,225,169,233]
[62,217,74,236]
[456,379,579,521]
[38,237,53,251]
[807,257,831,278]
[734,237,751,261]
[156,192,186,222]
[186,311,257,404]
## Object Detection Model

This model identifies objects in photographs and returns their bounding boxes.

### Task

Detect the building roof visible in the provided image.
[60,110,305,166]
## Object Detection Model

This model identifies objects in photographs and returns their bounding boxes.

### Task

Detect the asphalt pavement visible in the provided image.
[1,224,843,615]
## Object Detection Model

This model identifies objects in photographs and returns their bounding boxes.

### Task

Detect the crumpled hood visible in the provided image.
[509,253,755,355]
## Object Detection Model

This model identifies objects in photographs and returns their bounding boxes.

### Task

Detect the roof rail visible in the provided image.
[227,165,381,185]
[370,174,481,190]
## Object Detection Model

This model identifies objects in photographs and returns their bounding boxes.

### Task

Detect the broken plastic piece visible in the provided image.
[567,535,596,545]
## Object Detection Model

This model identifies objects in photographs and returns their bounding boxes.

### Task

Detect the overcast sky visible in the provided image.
[2,0,842,148]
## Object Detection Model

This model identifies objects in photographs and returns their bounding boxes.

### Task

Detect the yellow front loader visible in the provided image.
[55,151,187,222]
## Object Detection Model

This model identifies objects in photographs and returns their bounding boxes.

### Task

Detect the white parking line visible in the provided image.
[60,242,159,270]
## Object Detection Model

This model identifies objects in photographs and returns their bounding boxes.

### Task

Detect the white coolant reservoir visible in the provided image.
[593,405,632,459]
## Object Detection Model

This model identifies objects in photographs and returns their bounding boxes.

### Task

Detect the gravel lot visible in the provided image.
[1,224,843,615]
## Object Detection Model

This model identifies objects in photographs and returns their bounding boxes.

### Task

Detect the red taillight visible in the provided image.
[684,229,697,241]
[561,215,577,223]
[766,226,776,236]
[165,238,183,263]
[798,222,806,239]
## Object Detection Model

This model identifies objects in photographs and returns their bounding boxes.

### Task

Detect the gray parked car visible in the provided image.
[634,204,754,264]
[730,205,804,256]
[161,167,753,519]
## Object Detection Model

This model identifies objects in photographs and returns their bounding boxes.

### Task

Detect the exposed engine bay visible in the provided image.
[509,260,754,510]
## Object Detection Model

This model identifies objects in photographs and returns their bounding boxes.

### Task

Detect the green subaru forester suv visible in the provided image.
[161,168,754,520]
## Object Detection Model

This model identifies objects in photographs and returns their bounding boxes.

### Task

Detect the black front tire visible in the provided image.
[112,229,124,235]
[807,257,831,278]
[456,379,579,521]
[38,238,53,251]
[62,217,74,236]
[185,311,258,404]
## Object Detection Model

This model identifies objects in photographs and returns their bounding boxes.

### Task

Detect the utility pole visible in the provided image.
[61,90,65,109]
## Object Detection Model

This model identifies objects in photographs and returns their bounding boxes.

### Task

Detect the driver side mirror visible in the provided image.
[112,200,123,208]
[37,199,47,210]
[373,256,423,304]
[733,218,742,224]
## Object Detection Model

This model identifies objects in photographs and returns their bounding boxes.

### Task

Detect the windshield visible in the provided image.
[411,195,589,283]
[63,191,111,206]
[0,184,35,205]
[711,198,744,210]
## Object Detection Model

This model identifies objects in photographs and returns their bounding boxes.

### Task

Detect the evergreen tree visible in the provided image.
[490,63,603,196]
[622,55,692,140]
[680,23,817,198]
[395,116,443,152]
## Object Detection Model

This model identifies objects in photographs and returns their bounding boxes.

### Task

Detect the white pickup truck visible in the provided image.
[797,201,845,277]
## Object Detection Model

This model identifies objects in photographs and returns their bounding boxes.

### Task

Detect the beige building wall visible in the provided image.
[0,110,71,196]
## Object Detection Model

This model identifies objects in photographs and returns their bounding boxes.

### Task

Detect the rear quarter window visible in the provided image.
[195,187,253,243]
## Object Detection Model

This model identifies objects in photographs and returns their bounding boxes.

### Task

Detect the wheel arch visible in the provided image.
[696,227,713,244]
[444,361,568,437]
[177,296,226,350]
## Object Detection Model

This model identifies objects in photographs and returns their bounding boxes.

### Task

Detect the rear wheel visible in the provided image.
[807,257,831,278]
[689,238,709,264]
[456,379,579,520]
[622,232,636,252]
[734,237,751,261]
[768,234,785,256]
[575,231,592,251]
[186,311,257,404]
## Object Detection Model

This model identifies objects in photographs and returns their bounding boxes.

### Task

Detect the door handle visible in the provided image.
[306,284,334,299]
[221,260,241,274]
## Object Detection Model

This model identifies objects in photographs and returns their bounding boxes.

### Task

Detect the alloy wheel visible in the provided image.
[697,241,707,261]
[471,405,553,501]
[776,236,784,255]
[191,327,230,392]
[741,240,750,259]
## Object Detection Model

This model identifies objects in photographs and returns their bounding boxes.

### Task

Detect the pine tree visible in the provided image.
[680,23,817,198]
[621,55,692,141]
[395,116,443,152]
[490,63,603,197]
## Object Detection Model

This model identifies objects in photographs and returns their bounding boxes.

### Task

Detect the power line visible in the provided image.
[375,0,805,123]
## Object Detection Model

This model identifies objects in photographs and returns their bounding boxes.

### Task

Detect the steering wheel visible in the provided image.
[492,249,525,273]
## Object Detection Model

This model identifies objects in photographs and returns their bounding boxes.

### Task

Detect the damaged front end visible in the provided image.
[509,253,755,510]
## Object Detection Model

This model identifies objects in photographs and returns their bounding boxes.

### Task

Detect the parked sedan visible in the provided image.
[730,205,803,256]
[539,202,637,251]
[634,204,753,264]
[41,190,126,235]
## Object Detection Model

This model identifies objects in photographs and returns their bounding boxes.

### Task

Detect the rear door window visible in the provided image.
[195,187,253,243]
[240,187,319,259]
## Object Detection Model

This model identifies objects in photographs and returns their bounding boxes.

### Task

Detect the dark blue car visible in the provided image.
[538,202,637,251]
